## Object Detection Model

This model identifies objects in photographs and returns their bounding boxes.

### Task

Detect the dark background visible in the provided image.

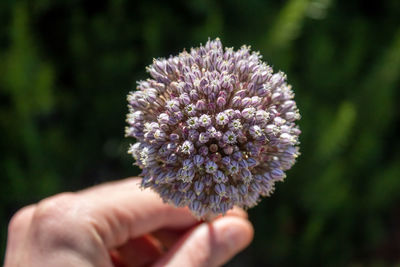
[1,0,400,265]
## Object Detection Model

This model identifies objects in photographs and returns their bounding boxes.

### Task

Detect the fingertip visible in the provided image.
[225,206,248,219]
[213,216,254,257]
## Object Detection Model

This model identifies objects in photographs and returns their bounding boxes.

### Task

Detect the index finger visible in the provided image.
[76,178,198,248]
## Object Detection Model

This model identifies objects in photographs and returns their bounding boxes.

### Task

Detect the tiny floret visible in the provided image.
[205,160,218,174]
[223,131,237,144]
[186,117,199,129]
[181,140,194,154]
[199,114,212,127]
[126,38,301,218]
[216,112,229,125]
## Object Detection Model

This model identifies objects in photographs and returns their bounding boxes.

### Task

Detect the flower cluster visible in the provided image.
[126,38,300,218]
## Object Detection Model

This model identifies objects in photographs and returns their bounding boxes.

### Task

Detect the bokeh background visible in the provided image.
[1,0,400,265]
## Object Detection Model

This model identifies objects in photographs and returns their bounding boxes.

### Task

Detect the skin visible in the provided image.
[4,178,254,267]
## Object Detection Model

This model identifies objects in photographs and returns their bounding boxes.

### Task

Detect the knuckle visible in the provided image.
[32,192,81,236]
[8,205,35,235]
[27,192,104,256]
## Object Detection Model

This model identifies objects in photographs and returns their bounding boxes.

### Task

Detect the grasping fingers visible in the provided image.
[5,178,199,267]
[153,216,254,267]
[5,177,253,267]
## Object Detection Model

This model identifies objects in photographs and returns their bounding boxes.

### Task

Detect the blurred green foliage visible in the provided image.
[1,0,400,265]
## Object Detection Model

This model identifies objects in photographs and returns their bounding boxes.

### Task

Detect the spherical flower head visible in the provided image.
[126,38,301,218]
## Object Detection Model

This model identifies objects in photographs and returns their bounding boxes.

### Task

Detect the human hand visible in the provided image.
[4,178,253,267]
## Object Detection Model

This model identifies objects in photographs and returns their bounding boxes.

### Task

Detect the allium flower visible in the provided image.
[126,38,301,218]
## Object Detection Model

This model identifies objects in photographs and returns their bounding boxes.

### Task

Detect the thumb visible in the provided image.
[153,216,254,267]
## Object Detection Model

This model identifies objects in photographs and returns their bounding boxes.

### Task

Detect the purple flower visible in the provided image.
[126,38,301,218]
[216,112,229,125]
[223,130,237,144]
[165,99,180,112]
[185,104,197,116]
[199,114,212,127]
[186,117,199,129]
[205,160,218,174]
[198,132,210,144]
[180,140,194,154]
[227,160,239,174]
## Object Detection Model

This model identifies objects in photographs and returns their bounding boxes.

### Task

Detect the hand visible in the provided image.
[4,178,254,267]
